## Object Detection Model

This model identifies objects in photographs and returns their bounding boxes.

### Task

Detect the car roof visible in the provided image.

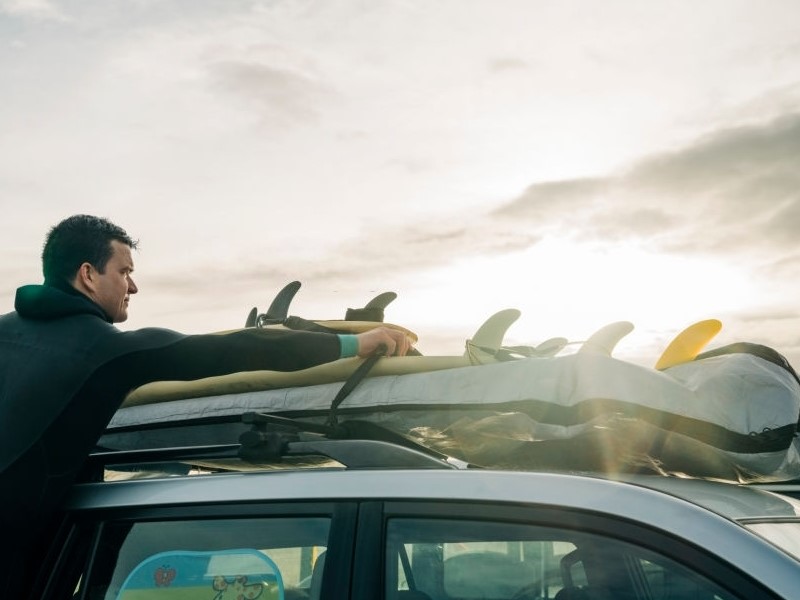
[610,473,800,520]
[65,467,800,520]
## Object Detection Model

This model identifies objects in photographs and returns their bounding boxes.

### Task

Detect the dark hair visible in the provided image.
[42,214,138,284]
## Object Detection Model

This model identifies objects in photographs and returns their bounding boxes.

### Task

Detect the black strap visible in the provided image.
[327,344,387,429]
[283,315,341,334]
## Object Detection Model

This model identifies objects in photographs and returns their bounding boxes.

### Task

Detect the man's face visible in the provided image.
[91,240,138,322]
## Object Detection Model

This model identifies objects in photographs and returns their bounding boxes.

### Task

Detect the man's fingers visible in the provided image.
[377,329,398,356]
[356,327,413,357]
[386,328,412,356]
[395,332,410,356]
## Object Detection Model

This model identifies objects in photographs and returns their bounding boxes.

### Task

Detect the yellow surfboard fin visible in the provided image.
[655,319,722,370]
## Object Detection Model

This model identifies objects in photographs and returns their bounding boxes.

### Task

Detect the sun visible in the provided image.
[393,238,758,363]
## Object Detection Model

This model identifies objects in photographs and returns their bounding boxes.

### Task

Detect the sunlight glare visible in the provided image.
[397,238,759,361]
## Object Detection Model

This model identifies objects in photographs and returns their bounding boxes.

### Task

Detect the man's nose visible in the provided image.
[128,276,138,294]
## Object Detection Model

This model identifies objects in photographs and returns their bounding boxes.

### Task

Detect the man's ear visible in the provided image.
[74,262,97,293]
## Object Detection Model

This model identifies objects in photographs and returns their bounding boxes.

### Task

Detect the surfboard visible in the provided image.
[655,319,723,370]
[578,321,634,356]
[123,309,521,407]
[116,549,284,600]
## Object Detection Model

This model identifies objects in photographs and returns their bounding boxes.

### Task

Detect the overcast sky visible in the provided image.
[2,0,800,366]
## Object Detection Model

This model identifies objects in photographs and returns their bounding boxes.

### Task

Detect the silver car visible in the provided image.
[34,435,800,600]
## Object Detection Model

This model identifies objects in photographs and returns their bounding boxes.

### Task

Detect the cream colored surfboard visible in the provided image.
[123,309,521,407]
[655,319,722,370]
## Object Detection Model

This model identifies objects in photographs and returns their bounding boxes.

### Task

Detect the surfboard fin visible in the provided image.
[245,307,258,328]
[531,337,569,357]
[465,309,521,364]
[655,319,722,370]
[484,337,569,360]
[253,281,302,327]
[578,321,634,356]
[346,291,398,322]
[265,281,302,320]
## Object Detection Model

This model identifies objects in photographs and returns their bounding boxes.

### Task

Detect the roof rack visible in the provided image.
[86,338,475,481]
[85,410,470,482]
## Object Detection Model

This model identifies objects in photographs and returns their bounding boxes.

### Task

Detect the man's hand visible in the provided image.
[355,327,414,357]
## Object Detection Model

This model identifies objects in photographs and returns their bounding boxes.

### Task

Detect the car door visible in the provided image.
[350,501,783,600]
[37,501,358,600]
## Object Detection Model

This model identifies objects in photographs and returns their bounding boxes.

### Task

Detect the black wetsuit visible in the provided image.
[0,283,342,587]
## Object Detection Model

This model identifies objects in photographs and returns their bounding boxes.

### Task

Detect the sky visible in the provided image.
[2,0,800,367]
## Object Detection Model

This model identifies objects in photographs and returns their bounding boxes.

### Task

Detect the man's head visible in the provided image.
[42,215,139,322]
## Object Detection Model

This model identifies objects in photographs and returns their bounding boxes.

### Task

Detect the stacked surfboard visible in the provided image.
[111,284,800,483]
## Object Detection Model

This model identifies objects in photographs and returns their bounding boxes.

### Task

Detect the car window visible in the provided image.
[385,518,742,600]
[81,517,329,600]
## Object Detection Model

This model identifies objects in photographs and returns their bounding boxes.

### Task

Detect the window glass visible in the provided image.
[386,518,741,600]
[84,517,329,600]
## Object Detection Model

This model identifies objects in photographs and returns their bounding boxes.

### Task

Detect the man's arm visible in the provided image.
[119,326,413,387]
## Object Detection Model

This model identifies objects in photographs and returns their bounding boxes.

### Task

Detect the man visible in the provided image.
[0,214,411,585]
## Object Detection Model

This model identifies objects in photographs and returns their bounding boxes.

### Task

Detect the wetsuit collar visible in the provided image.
[15,282,112,322]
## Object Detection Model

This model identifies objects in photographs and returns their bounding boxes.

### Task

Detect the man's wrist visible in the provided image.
[338,334,359,358]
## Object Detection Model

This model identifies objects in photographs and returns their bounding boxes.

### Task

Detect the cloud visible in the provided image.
[346,110,800,292]
[491,111,800,258]
[206,59,332,125]
[135,211,543,311]
[135,110,800,304]
[0,0,66,20]
[491,178,610,223]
